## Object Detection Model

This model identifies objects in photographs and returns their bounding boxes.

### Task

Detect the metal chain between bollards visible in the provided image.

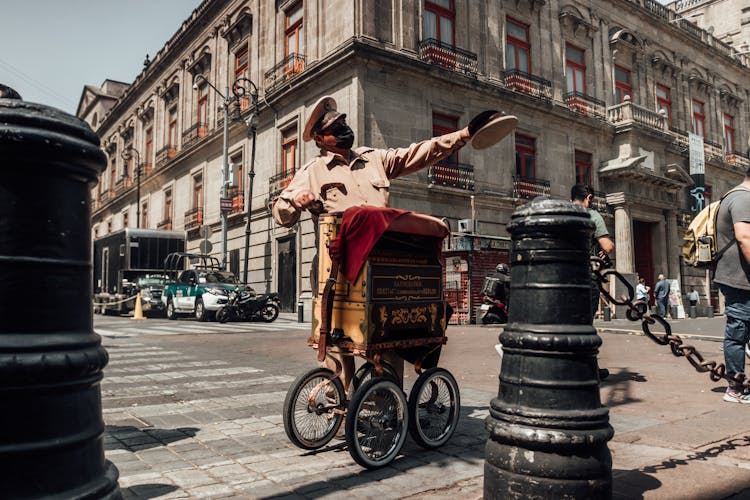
[592,257,744,388]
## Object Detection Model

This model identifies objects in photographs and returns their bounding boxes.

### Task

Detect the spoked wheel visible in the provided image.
[407,367,460,449]
[349,362,399,398]
[283,367,345,450]
[260,303,280,322]
[346,378,408,469]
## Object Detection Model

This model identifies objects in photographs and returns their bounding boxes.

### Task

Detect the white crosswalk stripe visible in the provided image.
[95,319,310,338]
[104,365,263,384]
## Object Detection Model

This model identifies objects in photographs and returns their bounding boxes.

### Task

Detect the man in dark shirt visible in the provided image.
[714,168,750,403]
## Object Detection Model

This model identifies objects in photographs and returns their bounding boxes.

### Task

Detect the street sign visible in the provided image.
[199,225,213,239]
[199,239,213,254]
[220,197,233,213]
[689,133,705,175]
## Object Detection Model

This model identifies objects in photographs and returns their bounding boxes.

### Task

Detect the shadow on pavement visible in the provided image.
[613,469,662,498]
[277,404,487,498]
[600,368,647,408]
[105,425,199,451]
[122,483,179,499]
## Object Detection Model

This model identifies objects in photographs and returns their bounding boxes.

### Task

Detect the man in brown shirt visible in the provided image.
[272,95,472,226]
[272,96,500,395]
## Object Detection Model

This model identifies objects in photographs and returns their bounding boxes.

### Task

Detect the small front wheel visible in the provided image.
[283,367,345,450]
[260,303,279,322]
[346,378,408,469]
[408,367,460,449]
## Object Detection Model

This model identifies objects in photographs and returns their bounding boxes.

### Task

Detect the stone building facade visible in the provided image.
[668,0,750,51]
[81,0,750,316]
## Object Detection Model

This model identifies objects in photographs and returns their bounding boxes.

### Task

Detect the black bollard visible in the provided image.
[0,93,121,497]
[484,198,613,499]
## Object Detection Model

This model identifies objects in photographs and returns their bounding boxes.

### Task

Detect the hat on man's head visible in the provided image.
[303,95,346,142]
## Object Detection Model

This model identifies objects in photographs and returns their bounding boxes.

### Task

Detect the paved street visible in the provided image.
[97,314,750,499]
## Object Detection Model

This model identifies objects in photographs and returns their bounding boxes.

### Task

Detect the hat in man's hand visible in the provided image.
[470,111,518,150]
[303,95,346,142]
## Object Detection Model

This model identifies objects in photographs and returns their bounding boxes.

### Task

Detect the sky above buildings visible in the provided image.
[0,0,202,114]
[0,0,673,116]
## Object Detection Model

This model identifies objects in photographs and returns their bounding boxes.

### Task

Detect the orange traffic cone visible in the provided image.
[132,292,146,320]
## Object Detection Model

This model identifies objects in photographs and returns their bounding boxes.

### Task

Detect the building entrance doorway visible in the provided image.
[278,236,296,313]
[633,220,655,305]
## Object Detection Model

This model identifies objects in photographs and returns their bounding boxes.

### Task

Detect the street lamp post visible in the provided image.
[232,78,260,285]
[193,74,233,269]
[122,147,142,228]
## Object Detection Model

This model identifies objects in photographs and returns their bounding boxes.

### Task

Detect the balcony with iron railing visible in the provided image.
[607,98,667,132]
[427,162,475,191]
[184,207,203,231]
[114,177,127,194]
[564,92,606,119]
[269,170,295,200]
[264,53,306,91]
[512,175,551,200]
[501,69,552,103]
[96,189,113,209]
[156,145,177,169]
[182,122,208,148]
[157,218,173,230]
[227,185,244,214]
[418,38,478,76]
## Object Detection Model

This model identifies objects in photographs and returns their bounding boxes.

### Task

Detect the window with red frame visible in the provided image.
[109,156,116,191]
[196,85,208,138]
[144,128,153,170]
[141,201,148,228]
[692,99,705,137]
[281,125,298,176]
[168,107,178,148]
[432,112,459,164]
[231,151,244,192]
[193,174,203,210]
[164,188,173,222]
[285,2,304,59]
[124,144,133,179]
[656,84,671,125]
[123,211,129,229]
[423,0,454,46]
[575,150,593,185]
[515,134,536,178]
[234,45,250,109]
[614,66,631,104]
[565,44,586,95]
[724,114,735,153]
[506,17,530,72]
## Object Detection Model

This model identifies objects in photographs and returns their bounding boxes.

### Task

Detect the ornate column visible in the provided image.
[665,209,680,280]
[606,192,634,274]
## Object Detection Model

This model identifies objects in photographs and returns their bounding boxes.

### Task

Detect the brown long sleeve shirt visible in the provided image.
[272,131,467,227]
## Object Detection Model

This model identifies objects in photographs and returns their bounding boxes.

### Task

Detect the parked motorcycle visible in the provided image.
[480,263,510,324]
[480,294,508,324]
[216,290,281,323]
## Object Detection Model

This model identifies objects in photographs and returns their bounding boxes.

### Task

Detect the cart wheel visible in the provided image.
[407,367,460,449]
[349,362,399,398]
[283,367,345,450]
[346,378,408,469]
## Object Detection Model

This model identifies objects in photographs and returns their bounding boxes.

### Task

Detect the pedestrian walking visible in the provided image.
[714,168,750,403]
[570,184,614,318]
[654,274,670,318]
[636,277,650,302]
[688,286,699,307]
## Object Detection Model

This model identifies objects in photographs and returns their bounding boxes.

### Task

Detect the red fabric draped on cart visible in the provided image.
[328,206,410,284]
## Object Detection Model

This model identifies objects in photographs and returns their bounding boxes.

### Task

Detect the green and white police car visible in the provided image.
[162,268,245,321]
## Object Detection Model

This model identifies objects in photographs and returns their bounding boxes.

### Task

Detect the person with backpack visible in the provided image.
[654,274,670,318]
[714,170,750,403]
[570,184,614,318]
